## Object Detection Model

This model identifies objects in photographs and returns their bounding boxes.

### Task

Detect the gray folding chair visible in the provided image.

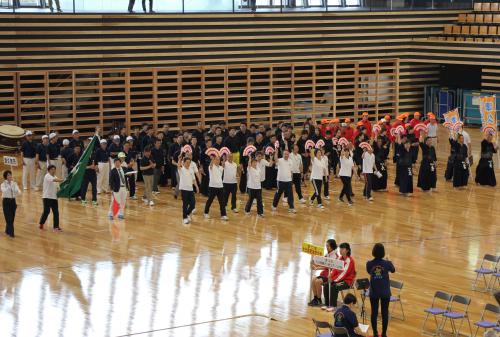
[421,291,453,335]
[389,279,405,321]
[312,318,334,337]
[438,295,473,337]
[331,327,351,337]
[472,254,499,292]
[473,303,500,337]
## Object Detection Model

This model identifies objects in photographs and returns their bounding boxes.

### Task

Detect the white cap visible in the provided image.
[62,139,70,145]
[113,135,120,140]
[126,136,134,141]
[88,137,93,140]
[49,132,57,139]
[72,129,79,134]
[42,135,49,140]
[379,118,385,123]
[25,130,33,136]
[341,123,347,127]
[100,139,107,144]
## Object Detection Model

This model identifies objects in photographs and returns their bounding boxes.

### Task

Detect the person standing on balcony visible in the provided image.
[128,0,154,13]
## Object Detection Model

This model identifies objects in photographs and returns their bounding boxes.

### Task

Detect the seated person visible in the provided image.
[333,293,366,337]
[325,242,356,312]
[308,239,338,307]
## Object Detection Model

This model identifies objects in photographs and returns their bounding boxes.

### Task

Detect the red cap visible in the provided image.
[414,112,421,117]
[362,112,369,116]
[344,118,351,123]
[384,114,391,121]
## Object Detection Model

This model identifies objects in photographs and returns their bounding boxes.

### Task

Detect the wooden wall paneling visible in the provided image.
[180,67,202,130]
[203,66,226,127]
[0,72,17,125]
[272,64,292,127]
[249,65,271,126]
[398,62,439,113]
[227,65,248,128]
[335,62,356,121]
[395,59,400,115]
[293,63,314,125]
[73,70,100,137]
[18,71,48,134]
[356,61,378,121]
[129,68,154,131]
[481,67,500,92]
[153,69,159,130]
[314,63,335,122]
[156,67,180,130]
[47,70,74,136]
[102,70,126,134]
[333,62,337,119]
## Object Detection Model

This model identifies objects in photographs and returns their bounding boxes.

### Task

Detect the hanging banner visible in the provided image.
[443,108,460,125]
[479,96,497,136]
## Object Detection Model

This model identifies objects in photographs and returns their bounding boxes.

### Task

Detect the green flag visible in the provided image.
[57,135,98,198]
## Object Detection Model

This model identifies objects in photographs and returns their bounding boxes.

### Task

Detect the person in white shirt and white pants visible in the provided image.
[362,147,377,201]
[204,156,228,220]
[1,170,21,237]
[222,153,239,213]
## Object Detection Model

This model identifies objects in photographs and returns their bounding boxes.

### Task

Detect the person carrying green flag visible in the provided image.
[57,135,98,198]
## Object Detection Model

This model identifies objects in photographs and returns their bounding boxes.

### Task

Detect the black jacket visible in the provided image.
[109,167,129,193]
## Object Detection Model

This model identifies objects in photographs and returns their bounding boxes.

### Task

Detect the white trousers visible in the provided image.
[109,187,127,217]
[22,157,36,189]
[49,157,62,179]
[97,162,110,193]
[62,165,69,180]
[35,161,48,189]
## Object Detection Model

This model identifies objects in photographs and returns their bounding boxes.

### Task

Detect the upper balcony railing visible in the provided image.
[1,0,473,14]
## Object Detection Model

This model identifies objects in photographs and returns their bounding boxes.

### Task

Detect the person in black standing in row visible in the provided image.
[68,144,82,200]
[475,132,497,187]
[151,138,164,194]
[366,243,395,337]
[1,170,21,238]
[169,134,183,191]
[450,132,469,189]
[80,138,98,206]
[122,141,137,200]
[69,130,84,149]
[417,132,437,192]
[395,134,413,197]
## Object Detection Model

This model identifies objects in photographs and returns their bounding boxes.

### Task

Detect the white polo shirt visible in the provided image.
[289,153,302,174]
[223,161,237,184]
[339,157,354,177]
[276,158,292,182]
[258,159,269,182]
[42,173,57,199]
[321,156,329,177]
[209,165,224,188]
[362,152,376,174]
[310,157,325,180]
[178,166,195,191]
[247,167,261,189]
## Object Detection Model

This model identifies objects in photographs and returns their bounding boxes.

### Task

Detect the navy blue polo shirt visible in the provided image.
[36,143,48,161]
[333,305,359,337]
[47,142,60,160]
[95,147,110,163]
[366,258,395,299]
[21,141,36,158]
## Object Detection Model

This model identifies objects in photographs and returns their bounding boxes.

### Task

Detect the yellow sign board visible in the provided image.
[301,242,324,256]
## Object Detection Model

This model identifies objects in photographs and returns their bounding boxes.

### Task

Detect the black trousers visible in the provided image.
[127,174,136,197]
[323,281,351,307]
[245,188,263,215]
[128,0,153,11]
[310,178,323,205]
[363,173,373,198]
[340,176,353,202]
[292,173,303,200]
[39,198,59,228]
[80,171,97,201]
[181,190,195,219]
[204,187,227,216]
[3,198,16,236]
[323,176,329,197]
[370,297,390,336]
[272,181,294,209]
[170,166,178,187]
[223,183,237,210]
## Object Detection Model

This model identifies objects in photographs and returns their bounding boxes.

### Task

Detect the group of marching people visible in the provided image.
[4,111,497,233]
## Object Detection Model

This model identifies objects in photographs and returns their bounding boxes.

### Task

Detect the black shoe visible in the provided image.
[149,9,155,13]
[128,9,134,13]
[338,197,344,202]
[308,298,319,306]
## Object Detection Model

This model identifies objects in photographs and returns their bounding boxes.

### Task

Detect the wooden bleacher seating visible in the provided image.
[484,14,493,23]
[444,25,453,34]
[474,2,482,11]
[476,14,484,23]
[452,25,462,34]
[458,13,467,22]
[471,25,479,35]
[492,3,499,11]
[467,13,475,23]
[494,14,500,23]
[488,25,497,35]
[462,25,470,35]
[480,25,488,35]
[482,3,491,11]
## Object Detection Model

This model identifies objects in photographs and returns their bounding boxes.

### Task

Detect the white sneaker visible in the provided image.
[149,200,155,206]
[221,216,228,221]
[288,208,296,213]
[183,218,189,224]
[309,200,314,206]
[143,200,148,205]
[245,211,250,215]
[187,215,192,221]
[192,208,197,214]
[318,204,324,209]
[130,195,137,200]
[258,214,265,218]
[299,198,306,204]
[324,196,330,200]
[368,197,374,201]
[283,197,288,203]
[204,213,209,219]
[153,191,160,195]
[23,187,28,190]
[232,209,239,213]
[271,206,277,211]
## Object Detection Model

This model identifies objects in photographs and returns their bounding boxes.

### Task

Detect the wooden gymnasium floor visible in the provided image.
[0,126,499,337]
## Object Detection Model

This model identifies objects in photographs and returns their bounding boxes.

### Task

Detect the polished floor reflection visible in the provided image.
[0,128,498,337]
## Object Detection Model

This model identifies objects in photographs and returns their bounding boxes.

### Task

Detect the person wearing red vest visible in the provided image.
[409,112,422,138]
[308,239,339,307]
[324,242,356,312]
[360,112,372,137]
[341,119,355,142]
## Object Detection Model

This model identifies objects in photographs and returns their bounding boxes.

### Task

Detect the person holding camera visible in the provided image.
[366,243,395,337]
